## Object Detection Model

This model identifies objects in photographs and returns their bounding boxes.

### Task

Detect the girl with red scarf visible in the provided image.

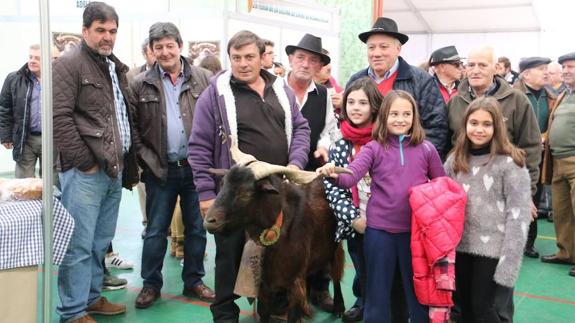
[323,77,382,322]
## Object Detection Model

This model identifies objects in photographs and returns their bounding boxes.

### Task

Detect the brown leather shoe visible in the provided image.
[183,282,216,302]
[310,290,335,313]
[135,287,160,309]
[67,315,97,323]
[541,254,572,264]
[86,297,126,315]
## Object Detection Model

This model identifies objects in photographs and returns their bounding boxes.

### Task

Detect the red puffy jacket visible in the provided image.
[409,176,466,307]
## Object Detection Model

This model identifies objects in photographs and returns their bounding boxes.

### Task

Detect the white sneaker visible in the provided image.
[105,253,134,270]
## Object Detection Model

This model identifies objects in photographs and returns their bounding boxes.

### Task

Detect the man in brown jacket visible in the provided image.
[52,2,138,322]
[130,22,214,309]
[541,52,575,278]
[447,46,541,323]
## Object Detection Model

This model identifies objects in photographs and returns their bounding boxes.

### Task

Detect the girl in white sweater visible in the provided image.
[444,97,531,323]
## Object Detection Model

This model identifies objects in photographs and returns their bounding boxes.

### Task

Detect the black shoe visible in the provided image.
[342,305,363,322]
[524,246,539,258]
[541,254,572,264]
[547,212,554,222]
[569,266,575,277]
[310,290,334,313]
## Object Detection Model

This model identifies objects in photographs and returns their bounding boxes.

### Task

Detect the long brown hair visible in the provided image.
[341,77,383,125]
[372,90,425,146]
[450,96,525,174]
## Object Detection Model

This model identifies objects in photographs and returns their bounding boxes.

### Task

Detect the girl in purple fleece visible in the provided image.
[318,90,445,323]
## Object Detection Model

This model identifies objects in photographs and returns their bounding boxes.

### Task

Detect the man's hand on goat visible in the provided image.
[200,199,215,219]
[316,162,339,179]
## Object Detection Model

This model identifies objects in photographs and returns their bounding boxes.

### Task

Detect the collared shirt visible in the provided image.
[106,58,131,154]
[28,74,41,133]
[285,76,339,150]
[367,59,399,84]
[158,61,188,162]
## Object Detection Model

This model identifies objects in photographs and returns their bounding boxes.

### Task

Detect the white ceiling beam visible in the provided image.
[404,0,432,33]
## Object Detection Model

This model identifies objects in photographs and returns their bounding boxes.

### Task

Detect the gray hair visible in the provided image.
[148,22,183,48]
[29,44,40,50]
[141,38,149,55]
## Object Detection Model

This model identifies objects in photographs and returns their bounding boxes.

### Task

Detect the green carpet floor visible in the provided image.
[39,189,575,322]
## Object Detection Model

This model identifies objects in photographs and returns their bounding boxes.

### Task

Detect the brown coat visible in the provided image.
[130,59,211,180]
[52,41,138,189]
[448,76,542,194]
[541,90,568,184]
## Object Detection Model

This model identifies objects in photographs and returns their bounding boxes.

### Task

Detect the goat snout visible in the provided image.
[203,209,226,233]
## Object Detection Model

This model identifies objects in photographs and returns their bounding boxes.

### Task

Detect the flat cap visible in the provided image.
[558,52,575,64]
[519,57,551,73]
[429,46,462,66]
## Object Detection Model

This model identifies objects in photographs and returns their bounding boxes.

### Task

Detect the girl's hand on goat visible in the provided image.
[352,213,366,234]
[316,163,339,179]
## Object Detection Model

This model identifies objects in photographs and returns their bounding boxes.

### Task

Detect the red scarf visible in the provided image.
[340,120,373,145]
[340,120,373,207]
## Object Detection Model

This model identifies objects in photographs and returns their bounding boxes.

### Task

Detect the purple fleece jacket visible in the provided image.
[335,135,445,232]
[187,70,311,201]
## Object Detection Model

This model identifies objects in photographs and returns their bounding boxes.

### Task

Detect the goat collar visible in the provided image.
[259,210,284,246]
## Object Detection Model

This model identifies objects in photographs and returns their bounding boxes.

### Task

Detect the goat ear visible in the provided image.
[257,179,279,194]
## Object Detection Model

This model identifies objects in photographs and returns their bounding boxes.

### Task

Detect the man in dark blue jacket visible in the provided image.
[0,44,43,178]
[347,17,448,155]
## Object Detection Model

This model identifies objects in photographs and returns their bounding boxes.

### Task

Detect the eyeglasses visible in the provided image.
[449,61,463,68]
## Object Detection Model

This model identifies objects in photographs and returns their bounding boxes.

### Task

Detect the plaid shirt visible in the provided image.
[106,58,131,154]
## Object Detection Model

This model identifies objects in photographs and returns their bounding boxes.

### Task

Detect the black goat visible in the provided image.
[204,165,345,323]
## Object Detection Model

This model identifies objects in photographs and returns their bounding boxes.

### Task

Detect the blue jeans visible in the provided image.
[141,165,206,291]
[57,168,123,322]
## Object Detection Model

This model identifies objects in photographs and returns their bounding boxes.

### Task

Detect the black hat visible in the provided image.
[519,57,551,73]
[285,34,330,65]
[558,52,575,65]
[358,17,409,44]
[429,46,462,66]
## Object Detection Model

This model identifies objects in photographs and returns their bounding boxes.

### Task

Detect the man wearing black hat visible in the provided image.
[347,17,448,155]
[514,57,557,259]
[285,33,339,313]
[541,52,575,278]
[286,34,338,171]
[429,45,464,104]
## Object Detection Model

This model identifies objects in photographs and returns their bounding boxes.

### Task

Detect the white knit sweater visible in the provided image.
[444,153,531,287]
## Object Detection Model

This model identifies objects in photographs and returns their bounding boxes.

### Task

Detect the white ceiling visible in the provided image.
[384,0,541,34]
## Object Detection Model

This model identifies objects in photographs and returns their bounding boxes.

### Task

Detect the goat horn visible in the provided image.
[229,136,257,166]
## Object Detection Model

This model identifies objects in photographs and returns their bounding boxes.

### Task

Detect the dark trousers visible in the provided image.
[348,233,408,322]
[347,233,366,308]
[141,165,207,291]
[526,182,544,249]
[210,228,245,322]
[455,252,503,323]
[364,228,427,323]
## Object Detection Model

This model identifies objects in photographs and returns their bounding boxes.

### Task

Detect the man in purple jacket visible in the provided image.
[188,30,311,323]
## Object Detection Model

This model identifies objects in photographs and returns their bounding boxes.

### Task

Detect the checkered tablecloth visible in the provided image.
[0,198,74,270]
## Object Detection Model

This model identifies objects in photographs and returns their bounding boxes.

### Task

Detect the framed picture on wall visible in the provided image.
[188,41,220,66]
[52,32,82,57]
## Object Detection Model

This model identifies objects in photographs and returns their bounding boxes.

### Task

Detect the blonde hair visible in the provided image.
[372,90,425,146]
[450,96,525,174]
